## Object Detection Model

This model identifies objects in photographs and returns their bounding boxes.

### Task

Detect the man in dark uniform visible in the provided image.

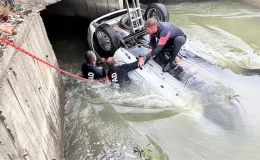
[81,50,106,80]
[138,18,187,72]
[106,57,144,83]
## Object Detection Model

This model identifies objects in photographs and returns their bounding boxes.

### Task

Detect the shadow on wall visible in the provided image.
[40,11,90,43]
[40,1,76,17]
[40,11,91,66]
[39,0,125,19]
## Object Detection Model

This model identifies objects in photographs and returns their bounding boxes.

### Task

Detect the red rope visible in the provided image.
[0,37,109,82]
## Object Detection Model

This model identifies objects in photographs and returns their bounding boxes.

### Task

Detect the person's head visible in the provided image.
[85,50,97,64]
[144,18,158,35]
[106,57,118,67]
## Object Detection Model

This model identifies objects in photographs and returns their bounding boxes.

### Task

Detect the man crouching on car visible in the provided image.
[138,18,187,72]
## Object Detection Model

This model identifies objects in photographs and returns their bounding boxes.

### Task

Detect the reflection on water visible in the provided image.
[42,1,260,159]
[169,1,260,72]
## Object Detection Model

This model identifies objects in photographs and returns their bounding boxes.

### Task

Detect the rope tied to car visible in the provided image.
[0,37,109,82]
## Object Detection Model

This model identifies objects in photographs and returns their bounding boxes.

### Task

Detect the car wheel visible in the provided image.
[144,3,169,22]
[120,15,137,30]
[94,23,120,56]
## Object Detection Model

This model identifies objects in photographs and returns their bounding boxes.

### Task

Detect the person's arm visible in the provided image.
[96,58,106,67]
[120,61,139,73]
[121,57,150,73]
[138,28,171,67]
[149,36,157,50]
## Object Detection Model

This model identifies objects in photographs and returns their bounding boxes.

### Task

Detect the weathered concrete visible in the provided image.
[65,0,123,19]
[0,13,65,160]
[43,0,124,19]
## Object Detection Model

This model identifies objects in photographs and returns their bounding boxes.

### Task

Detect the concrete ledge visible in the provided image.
[0,13,65,160]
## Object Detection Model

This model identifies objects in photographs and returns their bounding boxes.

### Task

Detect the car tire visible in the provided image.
[120,14,140,30]
[120,15,132,30]
[144,3,169,22]
[94,23,120,56]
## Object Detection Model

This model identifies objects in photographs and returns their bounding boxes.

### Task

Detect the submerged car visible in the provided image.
[87,2,169,57]
[86,1,243,115]
[87,2,196,106]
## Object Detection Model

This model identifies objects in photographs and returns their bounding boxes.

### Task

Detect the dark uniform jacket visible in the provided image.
[82,62,106,79]
[145,22,186,59]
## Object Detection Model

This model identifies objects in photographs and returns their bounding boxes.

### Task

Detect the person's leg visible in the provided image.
[171,35,186,60]
[154,52,168,67]
[162,36,186,72]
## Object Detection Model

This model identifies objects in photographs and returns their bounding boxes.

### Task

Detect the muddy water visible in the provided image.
[42,1,260,159]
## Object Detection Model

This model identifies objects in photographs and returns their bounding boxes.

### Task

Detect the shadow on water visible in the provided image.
[40,12,91,65]
[202,98,246,131]
[182,72,246,131]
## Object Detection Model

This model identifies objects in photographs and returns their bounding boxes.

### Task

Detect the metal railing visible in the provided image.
[124,0,144,33]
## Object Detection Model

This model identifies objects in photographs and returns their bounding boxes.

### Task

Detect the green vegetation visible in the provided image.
[134,143,156,160]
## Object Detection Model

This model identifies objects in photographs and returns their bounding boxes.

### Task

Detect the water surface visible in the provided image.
[42,1,260,159]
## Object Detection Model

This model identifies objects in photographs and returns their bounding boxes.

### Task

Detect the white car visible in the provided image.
[86,3,196,107]
[86,2,243,116]
[87,3,169,56]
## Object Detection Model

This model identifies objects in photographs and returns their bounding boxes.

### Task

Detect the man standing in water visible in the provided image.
[81,50,106,80]
[106,57,146,83]
[138,18,186,72]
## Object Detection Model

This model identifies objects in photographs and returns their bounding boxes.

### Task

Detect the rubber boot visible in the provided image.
[162,58,173,72]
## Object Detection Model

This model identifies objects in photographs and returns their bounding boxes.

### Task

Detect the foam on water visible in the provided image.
[169,1,260,72]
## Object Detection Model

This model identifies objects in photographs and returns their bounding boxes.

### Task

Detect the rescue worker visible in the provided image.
[81,50,106,80]
[138,18,187,72]
[106,57,145,83]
